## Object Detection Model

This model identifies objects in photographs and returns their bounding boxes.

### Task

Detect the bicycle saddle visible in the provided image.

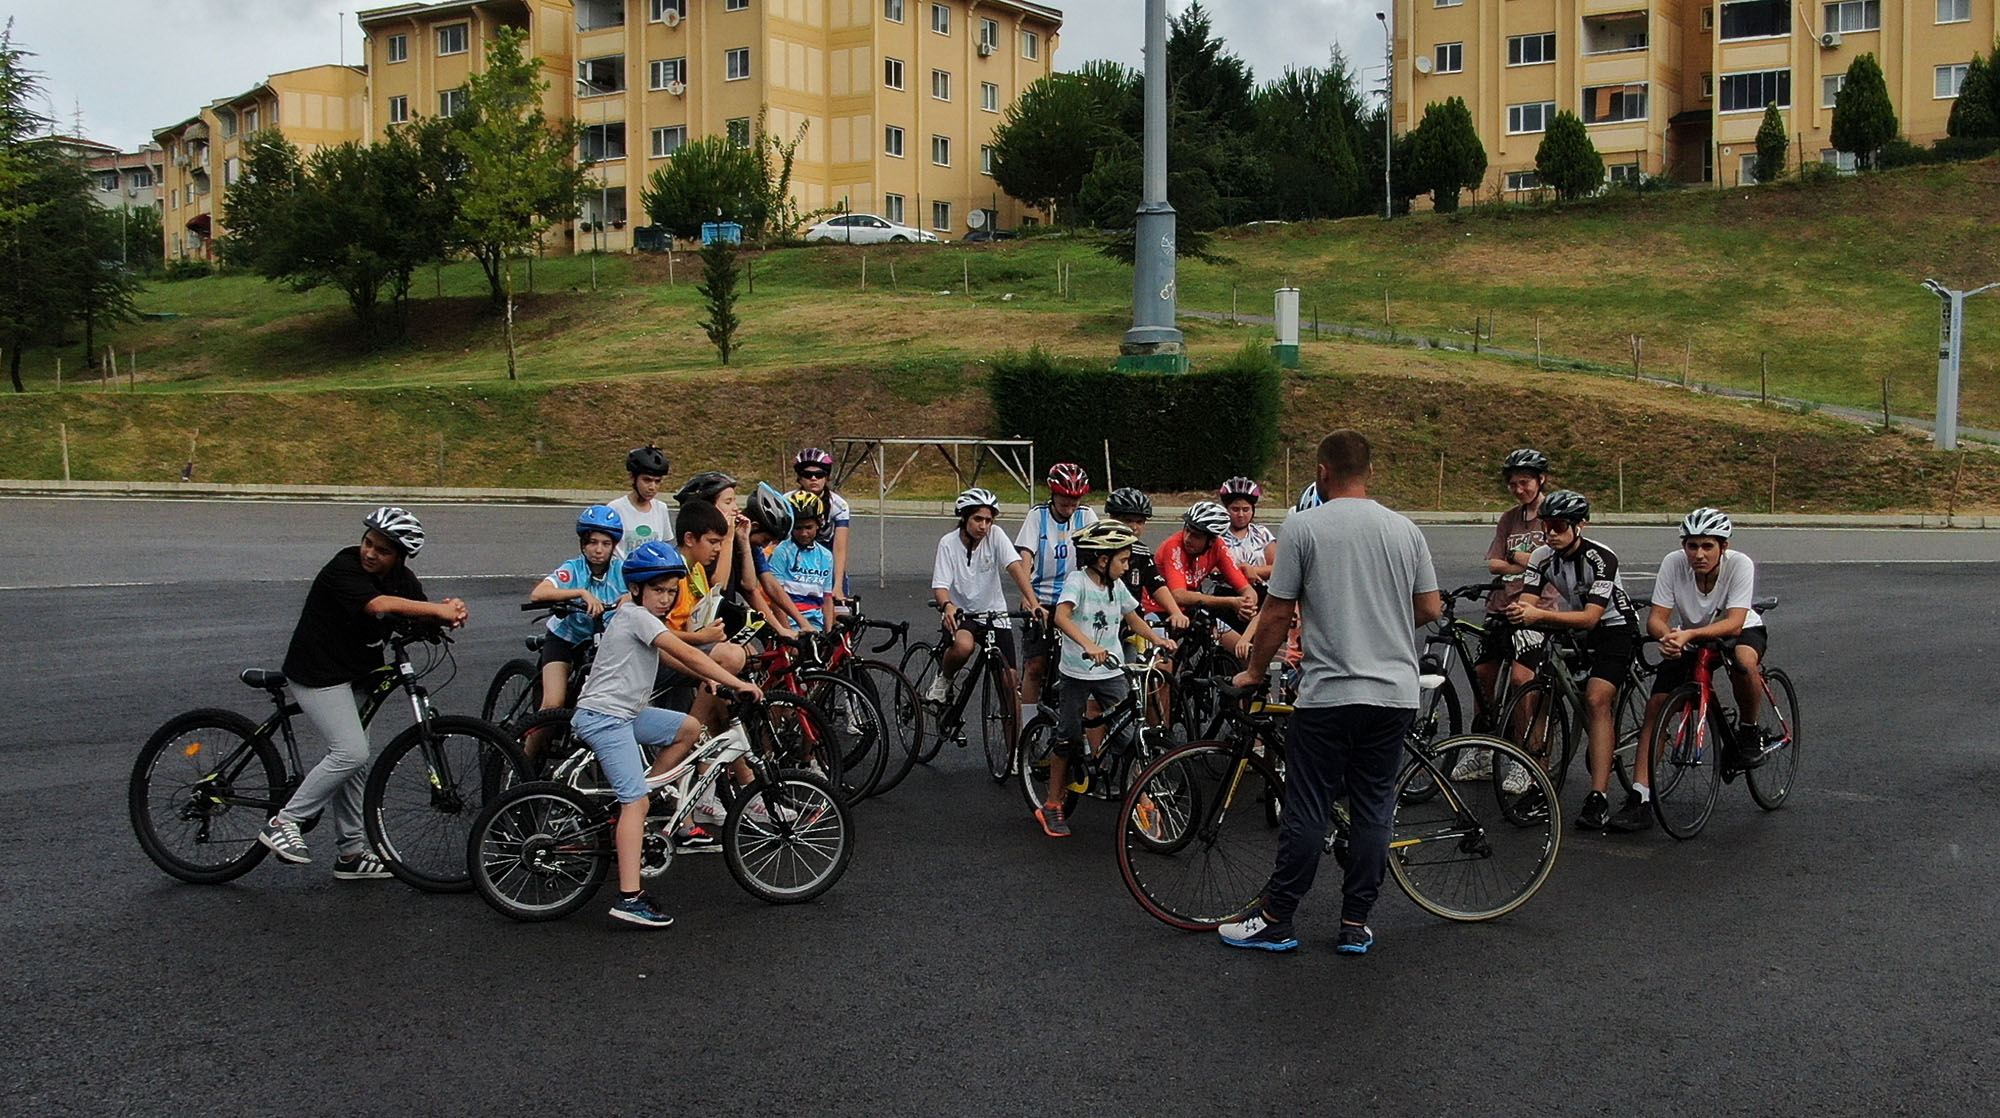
[240,669,287,691]
[1752,597,1779,613]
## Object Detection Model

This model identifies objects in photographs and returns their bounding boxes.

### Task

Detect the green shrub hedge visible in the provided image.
[988,343,1281,491]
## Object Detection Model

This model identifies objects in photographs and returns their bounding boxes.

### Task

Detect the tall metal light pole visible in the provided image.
[1118,0,1187,374]
[1921,278,1999,451]
[1377,10,1392,220]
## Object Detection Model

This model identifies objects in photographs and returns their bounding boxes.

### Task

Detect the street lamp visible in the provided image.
[1117,0,1186,373]
[1377,10,1392,220]
[1921,278,2000,451]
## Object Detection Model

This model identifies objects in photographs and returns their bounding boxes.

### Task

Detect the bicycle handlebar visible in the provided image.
[1446,580,1503,604]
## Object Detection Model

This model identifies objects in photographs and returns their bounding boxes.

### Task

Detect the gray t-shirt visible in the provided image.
[575,605,669,721]
[608,495,673,560]
[1268,497,1439,709]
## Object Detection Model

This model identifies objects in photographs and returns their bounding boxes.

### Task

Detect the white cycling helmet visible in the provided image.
[1183,500,1231,536]
[363,506,426,557]
[1294,482,1322,512]
[954,487,1001,518]
[1679,507,1734,540]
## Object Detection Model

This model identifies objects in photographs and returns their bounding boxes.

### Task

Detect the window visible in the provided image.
[932,134,951,166]
[1022,29,1040,60]
[885,0,905,22]
[218,110,236,139]
[1608,162,1642,185]
[1703,72,1715,100]
[1937,63,1970,98]
[980,17,999,49]
[1938,0,1970,21]
[885,58,904,89]
[1823,0,1879,32]
[1508,33,1557,66]
[577,0,624,30]
[981,144,995,174]
[885,125,905,156]
[1701,5,1715,30]
[726,47,751,81]
[1505,170,1541,191]
[437,23,469,55]
[1739,153,1761,185]
[581,122,627,161]
[1582,83,1648,124]
[982,81,999,111]
[932,200,951,231]
[1719,0,1788,40]
[932,3,950,34]
[387,34,408,63]
[387,95,410,124]
[651,125,687,157]
[244,108,260,133]
[96,171,119,192]
[884,193,905,223]
[1436,0,1463,7]
[223,157,240,186]
[726,117,752,147]
[439,87,467,115]
[129,167,152,188]
[1507,101,1557,133]
[651,58,687,89]
[1719,69,1790,111]
[1581,14,1648,54]
[1434,43,1463,74]
[651,0,688,20]
[1821,148,1857,172]
[727,0,750,10]
[579,56,626,95]
[1822,73,1846,106]
[932,69,951,100]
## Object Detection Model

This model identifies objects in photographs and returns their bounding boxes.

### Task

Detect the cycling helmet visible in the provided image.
[622,540,689,585]
[1105,487,1154,519]
[363,506,425,557]
[575,504,625,542]
[954,487,1002,518]
[1679,507,1734,540]
[1502,448,1550,477]
[747,482,793,536]
[793,447,835,475]
[1538,489,1592,525]
[1183,500,1231,536]
[1218,476,1264,503]
[626,444,670,477]
[787,489,829,522]
[674,470,738,506]
[1294,482,1322,512]
[1046,462,1091,497]
[1072,521,1142,556]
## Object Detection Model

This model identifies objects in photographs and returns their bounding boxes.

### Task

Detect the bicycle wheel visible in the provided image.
[511,706,584,779]
[1116,742,1282,930]
[800,672,885,801]
[481,658,541,730]
[1499,681,1578,798]
[723,768,853,904]
[129,709,284,885]
[467,781,613,922]
[853,658,926,797]
[1390,735,1562,922]
[1747,668,1800,811]
[1013,715,1080,816]
[1650,687,1721,839]
[980,664,1019,783]
[1611,675,1648,795]
[1398,677,1465,805]
[752,690,847,803]
[365,715,530,893]
[900,642,947,763]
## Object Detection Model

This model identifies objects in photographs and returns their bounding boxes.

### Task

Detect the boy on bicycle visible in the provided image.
[1104,487,1185,631]
[571,542,762,927]
[1014,463,1098,732]
[610,445,673,560]
[1038,522,1176,838]
[1610,508,1768,832]
[1503,490,1639,831]
[929,488,1039,706]
[527,505,629,716]
[771,491,836,629]
[1159,502,1259,659]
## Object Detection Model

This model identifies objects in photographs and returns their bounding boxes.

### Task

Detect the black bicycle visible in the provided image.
[482,601,603,732]
[131,624,529,891]
[900,606,1034,781]
[1013,656,1178,818]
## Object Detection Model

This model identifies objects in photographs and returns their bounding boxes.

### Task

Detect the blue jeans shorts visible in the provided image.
[572,706,691,803]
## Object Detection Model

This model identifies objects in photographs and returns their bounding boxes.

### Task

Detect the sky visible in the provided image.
[9,0,1390,152]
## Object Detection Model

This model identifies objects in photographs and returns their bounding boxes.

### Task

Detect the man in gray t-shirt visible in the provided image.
[1221,430,1442,955]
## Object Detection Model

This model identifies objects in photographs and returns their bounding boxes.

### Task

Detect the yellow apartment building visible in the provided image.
[1396,0,2000,193]
[357,0,1062,250]
[154,66,369,260]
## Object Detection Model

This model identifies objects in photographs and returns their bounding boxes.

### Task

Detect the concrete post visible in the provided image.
[1272,288,1301,368]
[1118,0,1187,374]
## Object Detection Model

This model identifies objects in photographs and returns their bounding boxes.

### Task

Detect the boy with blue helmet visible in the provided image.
[527,505,630,715]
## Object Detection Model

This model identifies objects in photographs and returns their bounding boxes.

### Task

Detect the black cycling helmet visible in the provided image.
[1502,448,1550,477]
[626,444,670,477]
[1105,487,1154,519]
[1539,489,1591,525]
[674,470,738,506]
[746,482,793,536]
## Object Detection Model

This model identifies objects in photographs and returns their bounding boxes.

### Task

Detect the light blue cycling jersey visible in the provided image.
[769,538,835,624]
[543,556,626,644]
[1014,502,1099,606]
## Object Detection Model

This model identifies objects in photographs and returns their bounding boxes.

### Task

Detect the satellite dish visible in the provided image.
[1413,56,1433,74]
[967,210,988,230]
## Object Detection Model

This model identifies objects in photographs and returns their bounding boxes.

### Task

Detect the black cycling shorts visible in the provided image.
[1474,624,1548,669]
[535,633,584,671]
[1651,627,1768,696]
[1583,624,1638,686]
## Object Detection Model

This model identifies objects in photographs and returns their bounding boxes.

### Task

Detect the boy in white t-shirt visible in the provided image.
[609,445,674,560]
[1036,521,1175,838]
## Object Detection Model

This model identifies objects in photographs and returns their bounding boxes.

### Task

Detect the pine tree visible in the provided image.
[1830,53,1898,170]
[1409,97,1486,212]
[1946,55,1998,140]
[1754,102,1790,182]
[696,238,741,365]
[1534,111,1603,202]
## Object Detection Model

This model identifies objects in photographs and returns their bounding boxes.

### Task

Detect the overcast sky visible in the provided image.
[10,0,1387,151]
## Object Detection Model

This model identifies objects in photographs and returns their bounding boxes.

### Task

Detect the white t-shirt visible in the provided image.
[1057,572,1137,681]
[931,524,1020,626]
[1222,523,1275,575]
[1015,503,1099,605]
[574,606,669,721]
[1652,549,1762,632]
[608,495,673,560]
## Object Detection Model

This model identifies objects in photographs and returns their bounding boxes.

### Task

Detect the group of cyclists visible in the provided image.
[246,438,1778,931]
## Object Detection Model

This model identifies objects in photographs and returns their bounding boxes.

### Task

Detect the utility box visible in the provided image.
[701,222,743,245]
[1272,287,1301,368]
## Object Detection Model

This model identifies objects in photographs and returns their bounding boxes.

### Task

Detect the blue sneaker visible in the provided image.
[1336,923,1375,955]
[609,893,674,928]
[1218,910,1298,952]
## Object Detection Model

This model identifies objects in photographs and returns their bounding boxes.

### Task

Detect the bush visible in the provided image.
[989,343,1281,490]
[162,258,212,281]
[1876,138,1932,169]
[1797,161,1841,185]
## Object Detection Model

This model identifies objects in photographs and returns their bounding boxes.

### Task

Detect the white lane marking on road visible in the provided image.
[1817,789,1890,804]
[0,574,527,592]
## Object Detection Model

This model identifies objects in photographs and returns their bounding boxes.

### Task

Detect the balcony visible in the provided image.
[578,56,627,96]
[576,0,624,32]
[1582,14,1649,55]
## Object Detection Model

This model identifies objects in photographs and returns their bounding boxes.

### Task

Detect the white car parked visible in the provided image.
[804,214,942,244]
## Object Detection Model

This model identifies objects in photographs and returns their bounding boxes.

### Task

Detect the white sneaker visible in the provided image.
[1499,759,1531,795]
[691,789,727,824]
[745,796,800,826]
[924,672,949,703]
[1450,749,1493,782]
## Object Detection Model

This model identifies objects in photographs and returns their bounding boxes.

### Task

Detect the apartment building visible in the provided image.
[358,0,1062,250]
[154,66,368,260]
[1397,0,2000,193]
[86,143,168,215]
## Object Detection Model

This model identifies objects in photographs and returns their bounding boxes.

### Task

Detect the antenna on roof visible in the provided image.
[339,13,345,67]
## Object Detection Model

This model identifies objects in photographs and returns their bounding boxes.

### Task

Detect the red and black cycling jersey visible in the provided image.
[1158,531,1251,595]
[1521,537,1636,628]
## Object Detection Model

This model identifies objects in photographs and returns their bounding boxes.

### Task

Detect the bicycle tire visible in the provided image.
[365,715,530,893]
[1398,677,1466,806]
[980,663,1018,783]
[481,658,541,730]
[129,708,284,885]
[723,768,853,903]
[511,706,584,779]
[900,642,947,763]
[1013,714,1079,817]
[1611,674,1648,795]
[1498,680,1579,798]
[852,658,926,797]
[1390,735,1562,922]
[1747,668,1800,811]
[467,781,613,922]
[1649,686,1721,840]
[800,671,886,801]
[752,690,848,803]
[1116,742,1282,930]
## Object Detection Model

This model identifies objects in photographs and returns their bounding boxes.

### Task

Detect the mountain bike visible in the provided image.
[481,601,604,733]
[900,606,1034,781]
[1645,601,1799,838]
[1013,656,1177,819]
[131,625,529,891]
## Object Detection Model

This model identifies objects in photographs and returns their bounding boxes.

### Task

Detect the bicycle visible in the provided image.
[1497,607,1661,800]
[1116,679,1561,928]
[467,691,855,921]
[1646,600,1799,839]
[900,606,1034,782]
[481,601,604,732]
[789,603,925,800]
[131,624,530,892]
[1013,655,1177,818]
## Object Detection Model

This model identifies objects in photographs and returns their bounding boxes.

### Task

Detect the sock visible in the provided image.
[1632,783,1650,803]
[620,889,642,901]
[1020,702,1035,727]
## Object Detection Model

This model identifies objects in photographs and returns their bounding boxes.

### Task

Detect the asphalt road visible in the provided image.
[3,498,1996,1115]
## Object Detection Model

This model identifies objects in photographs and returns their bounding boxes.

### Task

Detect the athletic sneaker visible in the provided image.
[1498,757,1531,795]
[1509,783,1550,822]
[691,790,728,825]
[332,851,395,880]
[1450,749,1492,782]
[924,672,949,703]
[258,817,311,865]
[609,892,674,928]
[673,824,721,853]
[1606,790,1653,833]
[744,796,800,826]
[1036,802,1071,838]
[1335,923,1376,955]
[1576,789,1611,831]
[1218,910,1298,952]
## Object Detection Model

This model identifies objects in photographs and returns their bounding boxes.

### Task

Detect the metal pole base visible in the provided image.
[1116,340,1188,375]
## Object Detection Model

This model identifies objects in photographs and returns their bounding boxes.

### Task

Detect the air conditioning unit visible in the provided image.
[1820,30,1842,49]
[977,41,995,57]
[664,10,681,27]
[666,80,687,97]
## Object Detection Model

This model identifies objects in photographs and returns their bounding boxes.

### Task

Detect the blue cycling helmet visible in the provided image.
[1294,482,1322,512]
[622,541,688,585]
[576,504,624,542]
